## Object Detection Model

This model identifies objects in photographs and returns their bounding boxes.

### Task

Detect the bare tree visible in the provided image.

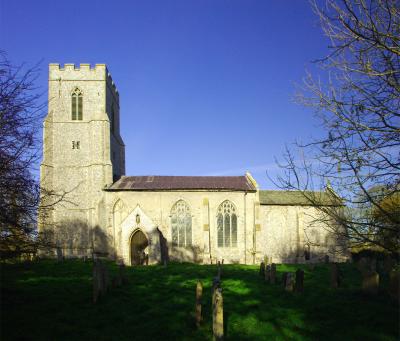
[0,53,65,259]
[274,0,399,254]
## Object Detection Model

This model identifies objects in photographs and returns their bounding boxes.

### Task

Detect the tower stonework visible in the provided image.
[40,64,125,255]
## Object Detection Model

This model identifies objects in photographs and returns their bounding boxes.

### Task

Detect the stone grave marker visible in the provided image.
[295,269,304,293]
[259,262,265,277]
[270,264,277,284]
[285,273,295,292]
[362,271,379,294]
[213,287,224,340]
[330,263,340,288]
[56,247,63,262]
[282,272,288,287]
[93,260,102,303]
[265,264,271,283]
[195,281,203,328]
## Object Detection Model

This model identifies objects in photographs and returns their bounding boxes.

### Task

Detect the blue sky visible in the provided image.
[1,0,329,189]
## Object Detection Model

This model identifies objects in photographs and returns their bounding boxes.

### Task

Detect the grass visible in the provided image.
[1,260,398,340]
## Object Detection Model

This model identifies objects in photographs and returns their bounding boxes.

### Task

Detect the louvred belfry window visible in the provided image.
[217,200,237,248]
[71,87,83,120]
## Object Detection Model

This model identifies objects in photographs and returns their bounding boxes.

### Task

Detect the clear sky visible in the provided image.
[1,0,329,189]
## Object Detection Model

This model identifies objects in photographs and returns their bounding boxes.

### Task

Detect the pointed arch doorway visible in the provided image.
[130,230,149,265]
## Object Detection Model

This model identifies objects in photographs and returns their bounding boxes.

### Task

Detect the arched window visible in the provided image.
[217,200,237,248]
[71,87,83,120]
[171,200,192,247]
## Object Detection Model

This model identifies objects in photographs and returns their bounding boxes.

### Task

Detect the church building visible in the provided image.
[39,64,346,265]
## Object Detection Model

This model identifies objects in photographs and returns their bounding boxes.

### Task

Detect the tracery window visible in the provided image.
[171,200,192,247]
[71,87,83,120]
[217,200,237,248]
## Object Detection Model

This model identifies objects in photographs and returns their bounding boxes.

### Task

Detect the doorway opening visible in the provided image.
[130,229,149,265]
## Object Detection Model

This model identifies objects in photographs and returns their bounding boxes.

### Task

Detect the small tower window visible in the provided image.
[71,88,83,120]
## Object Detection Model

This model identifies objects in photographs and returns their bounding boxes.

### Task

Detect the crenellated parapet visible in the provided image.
[48,63,119,97]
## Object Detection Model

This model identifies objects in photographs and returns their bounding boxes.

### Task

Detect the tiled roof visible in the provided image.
[108,175,257,192]
[259,190,342,206]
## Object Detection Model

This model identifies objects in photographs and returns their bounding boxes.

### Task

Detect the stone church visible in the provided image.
[39,63,346,265]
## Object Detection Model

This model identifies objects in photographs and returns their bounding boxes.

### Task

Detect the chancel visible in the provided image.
[39,63,347,265]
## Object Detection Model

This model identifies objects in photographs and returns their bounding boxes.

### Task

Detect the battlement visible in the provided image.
[49,63,119,95]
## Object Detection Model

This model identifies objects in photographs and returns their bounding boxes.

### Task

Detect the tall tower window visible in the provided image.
[71,87,83,120]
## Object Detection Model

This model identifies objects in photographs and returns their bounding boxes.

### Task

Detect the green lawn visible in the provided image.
[1,260,398,340]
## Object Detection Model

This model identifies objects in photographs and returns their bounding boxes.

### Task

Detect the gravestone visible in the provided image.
[270,264,277,284]
[285,273,295,292]
[195,281,203,328]
[295,269,304,293]
[330,263,340,288]
[282,272,288,287]
[56,247,63,262]
[362,271,379,294]
[324,255,330,264]
[388,270,399,302]
[93,260,104,303]
[265,264,271,283]
[213,287,224,340]
[259,262,265,277]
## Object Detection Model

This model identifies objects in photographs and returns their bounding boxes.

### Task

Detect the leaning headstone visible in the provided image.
[259,262,265,277]
[56,247,63,262]
[270,264,277,284]
[282,272,288,287]
[265,264,271,283]
[362,271,379,294]
[195,281,203,328]
[324,255,330,264]
[388,270,399,302]
[330,263,340,289]
[285,273,295,292]
[212,287,224,341]
[295,269,304,293]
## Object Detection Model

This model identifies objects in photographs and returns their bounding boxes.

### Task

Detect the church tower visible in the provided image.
[40,64,125,250]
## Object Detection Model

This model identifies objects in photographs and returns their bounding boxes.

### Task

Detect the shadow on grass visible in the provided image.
[1,260,398,340]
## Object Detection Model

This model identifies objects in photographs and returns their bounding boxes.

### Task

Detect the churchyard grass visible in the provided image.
[1,260,398,340]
